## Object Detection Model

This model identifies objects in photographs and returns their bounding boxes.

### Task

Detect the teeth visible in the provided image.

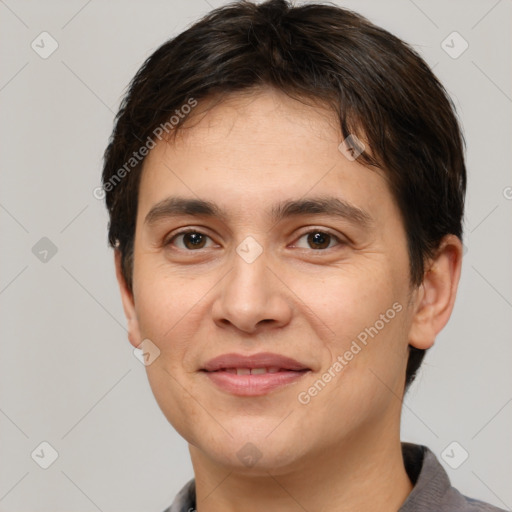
[227,367,284,375]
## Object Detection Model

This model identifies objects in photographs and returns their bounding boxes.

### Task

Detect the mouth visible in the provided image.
[211,366,300,375]
[200,352,311,396]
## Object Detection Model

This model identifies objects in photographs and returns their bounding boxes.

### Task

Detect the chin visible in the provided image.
[191,425,310,474]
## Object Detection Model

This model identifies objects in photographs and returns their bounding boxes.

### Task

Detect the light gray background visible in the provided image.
[0,0,511,510]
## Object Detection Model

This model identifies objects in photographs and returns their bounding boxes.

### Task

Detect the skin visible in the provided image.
[115,86,463,512]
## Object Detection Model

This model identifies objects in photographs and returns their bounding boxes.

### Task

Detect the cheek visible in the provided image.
[132,266,204,363]
[144,364,207,447]
[292,261,410,393]
[132,272,208,442]
[293,259,403,340]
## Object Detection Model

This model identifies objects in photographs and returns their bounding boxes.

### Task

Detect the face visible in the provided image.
[117,87,450,474]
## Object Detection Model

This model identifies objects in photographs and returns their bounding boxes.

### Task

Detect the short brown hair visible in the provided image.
[102,0,467,389]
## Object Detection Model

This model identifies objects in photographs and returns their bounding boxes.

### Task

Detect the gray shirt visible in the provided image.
[163,443,506,512]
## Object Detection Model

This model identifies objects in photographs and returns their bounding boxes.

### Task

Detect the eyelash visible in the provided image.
[164,228,345,252]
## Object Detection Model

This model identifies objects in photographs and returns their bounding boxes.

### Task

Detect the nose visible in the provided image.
[211,244,293,334]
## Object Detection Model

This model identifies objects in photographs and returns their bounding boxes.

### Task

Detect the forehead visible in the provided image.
[175,86,341,142]
[137,88,396,226]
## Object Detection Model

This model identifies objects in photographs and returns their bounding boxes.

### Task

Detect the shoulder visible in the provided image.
[400,443,506,512]
[441,486,507,512]
[161,478,196,512]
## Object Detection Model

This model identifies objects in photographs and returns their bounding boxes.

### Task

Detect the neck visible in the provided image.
[189,426,412,512]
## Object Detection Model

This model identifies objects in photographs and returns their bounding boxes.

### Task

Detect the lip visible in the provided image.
[201,352,311,396]
[202,352,309,372]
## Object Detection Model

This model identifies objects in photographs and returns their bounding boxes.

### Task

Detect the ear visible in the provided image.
[408,234,463,350]
[114,249,142,349]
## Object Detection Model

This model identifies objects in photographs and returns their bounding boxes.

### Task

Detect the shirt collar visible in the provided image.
[399,442,451,511]
[164,442,489,512]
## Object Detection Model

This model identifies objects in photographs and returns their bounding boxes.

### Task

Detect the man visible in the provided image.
[101,0,504,510]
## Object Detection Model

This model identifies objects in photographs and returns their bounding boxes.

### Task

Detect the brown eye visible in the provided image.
[307,232,331,249]
[294,230,342,250]
[167,230,213,250]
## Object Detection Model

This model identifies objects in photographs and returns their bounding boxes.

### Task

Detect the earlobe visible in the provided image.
[114,250,142,348]
[408,234,463,350]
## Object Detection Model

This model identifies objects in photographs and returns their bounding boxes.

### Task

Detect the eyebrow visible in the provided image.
[144,195,373,228]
